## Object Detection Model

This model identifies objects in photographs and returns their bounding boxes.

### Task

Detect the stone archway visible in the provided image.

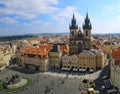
[91,67,94,70]
[71,66,74,70]
[86,67,90,71]
[25,64,28,69]
[53,65,55,69]
[35,66,39,71]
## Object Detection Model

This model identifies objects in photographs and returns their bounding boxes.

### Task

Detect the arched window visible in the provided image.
[86,31,88,36]
[72,31,74,36]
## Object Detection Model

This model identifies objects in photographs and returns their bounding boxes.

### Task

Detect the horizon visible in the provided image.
[0,0,120,36]
[0,32,120,37]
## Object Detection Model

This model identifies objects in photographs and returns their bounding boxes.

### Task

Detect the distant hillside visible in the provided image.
[0,32,119,42]
[39,33,69,36]
[0,34,37,42]
[39,32,120,37]
[92,33,120,36]
[104,33,120,37]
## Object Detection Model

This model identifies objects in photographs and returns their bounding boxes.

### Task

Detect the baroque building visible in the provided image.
[62,49,105,71]
[18,45,52,72]
[49,44,62,69]
[69,13,92,55]
[49,43,69,69]
[110,47,120,92]
[0,42,16,70]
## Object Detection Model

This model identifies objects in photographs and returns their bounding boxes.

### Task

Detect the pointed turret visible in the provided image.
[69,13,78,29]
[82,13,92,30]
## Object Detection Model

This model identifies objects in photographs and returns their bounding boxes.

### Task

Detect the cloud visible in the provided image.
[0,0,59,19]
[53,6,75,22]
[91,14,120,34]
[53,5,120,34]
[31,20,41,24]
[23,20,41,26]
[53,6,84,23]
[0,17,18,24]
[1,0,120,36]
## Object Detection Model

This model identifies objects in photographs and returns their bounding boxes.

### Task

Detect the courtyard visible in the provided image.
[0,65,103,94]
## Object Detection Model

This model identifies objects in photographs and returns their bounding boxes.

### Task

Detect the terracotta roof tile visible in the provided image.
[21,45,52,56]
[112,47,120,66]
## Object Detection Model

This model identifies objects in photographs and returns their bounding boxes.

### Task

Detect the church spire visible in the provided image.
[86,12,88,19]
[82,12,92,30]
[69,13,78,29]
[73,13,75,20]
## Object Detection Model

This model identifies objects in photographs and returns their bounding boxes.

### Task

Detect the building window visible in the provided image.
[72,31,74,36]
[86,31,88,36]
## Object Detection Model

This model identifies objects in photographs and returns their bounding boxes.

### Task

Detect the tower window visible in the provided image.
[86,31,88,36]
[72,31,74,36]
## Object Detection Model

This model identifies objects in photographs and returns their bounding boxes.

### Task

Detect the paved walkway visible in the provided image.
[0,67,102,94]
[41,70,101,80]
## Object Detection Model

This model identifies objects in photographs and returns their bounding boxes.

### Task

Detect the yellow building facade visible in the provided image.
[62,55,78,70]
[62,49,106,71]
[49,44,68,69]
[78,53,96,70]
[0,43,16,69]
[49,51,62,68]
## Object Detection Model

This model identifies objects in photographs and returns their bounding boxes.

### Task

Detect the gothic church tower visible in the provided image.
[69,13,92,55]
[82,13,92,50]
[69,13,78,55]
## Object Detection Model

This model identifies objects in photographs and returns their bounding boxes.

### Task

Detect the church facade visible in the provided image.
[69,13,92,55]
[61,13,106,71]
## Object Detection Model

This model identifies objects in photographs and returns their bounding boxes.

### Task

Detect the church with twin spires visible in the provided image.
[18,12,106,72]
[69,13,92,55]
[61,13,105,71]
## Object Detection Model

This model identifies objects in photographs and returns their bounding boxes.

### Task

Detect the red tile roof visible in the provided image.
[21,45,52,56]
[112,47,120,59]
[112,47,120,66]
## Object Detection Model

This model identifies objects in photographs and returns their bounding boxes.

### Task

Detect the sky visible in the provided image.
[0,0,120,36]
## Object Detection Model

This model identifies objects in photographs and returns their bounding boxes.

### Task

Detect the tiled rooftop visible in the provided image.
[112,47,120,66]
[21,45,52,56]
[112,47,120,59]
[80,49,103,55]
